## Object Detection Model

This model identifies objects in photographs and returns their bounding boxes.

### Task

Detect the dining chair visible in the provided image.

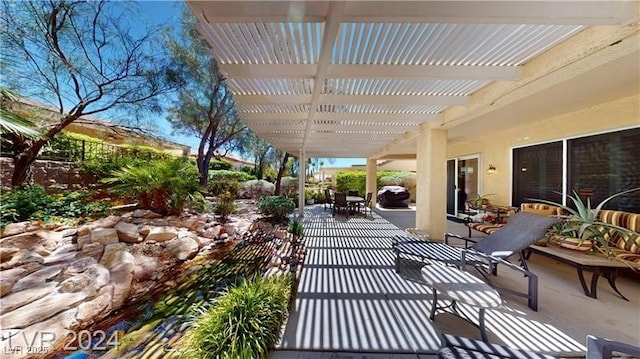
[361,192,373,217]
[323,189,333,211]
[333,192,350,218]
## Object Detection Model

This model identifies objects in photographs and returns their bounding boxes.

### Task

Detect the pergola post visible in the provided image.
[415,122,447,239]
[298,149,306,218]
[366,158,377,206]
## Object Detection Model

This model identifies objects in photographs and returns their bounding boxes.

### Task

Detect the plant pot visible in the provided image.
[305,199,315,205]
[550,235,594,252]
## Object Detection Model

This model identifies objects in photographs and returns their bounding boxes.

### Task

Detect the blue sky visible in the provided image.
[135,1,365,168]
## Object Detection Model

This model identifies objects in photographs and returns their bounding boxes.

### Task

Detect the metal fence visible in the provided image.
[0,135,170,162]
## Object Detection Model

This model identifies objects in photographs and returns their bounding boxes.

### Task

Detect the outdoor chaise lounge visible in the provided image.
[437,333,640,359]
[393,212,560,310]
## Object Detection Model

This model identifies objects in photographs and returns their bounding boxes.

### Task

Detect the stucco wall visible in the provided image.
[0,157,95,190]
[446,93,640,205]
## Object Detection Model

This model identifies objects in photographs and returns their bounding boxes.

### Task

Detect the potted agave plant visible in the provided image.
[531,187,639,257]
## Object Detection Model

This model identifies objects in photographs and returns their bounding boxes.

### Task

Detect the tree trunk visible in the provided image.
[10,137,42,187]
[274,152,290,195]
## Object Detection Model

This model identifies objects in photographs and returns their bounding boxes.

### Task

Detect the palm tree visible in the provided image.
[0,88,40,138]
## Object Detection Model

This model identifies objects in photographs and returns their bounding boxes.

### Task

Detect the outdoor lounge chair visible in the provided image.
[393,211,560,310]
[437,333,640,359]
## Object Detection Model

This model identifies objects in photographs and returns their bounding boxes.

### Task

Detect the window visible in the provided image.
[512,141,563,207]
[568,127,640,213]
[512,127,640,213]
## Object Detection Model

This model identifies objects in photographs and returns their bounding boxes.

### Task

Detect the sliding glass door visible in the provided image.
[446,155,480,217]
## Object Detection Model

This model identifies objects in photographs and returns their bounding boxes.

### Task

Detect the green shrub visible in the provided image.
[214,192,236,221]
[241,180,275,199]
[209,159,232,170]
[0,185,111,227]
[80,156,149,181]
[288,220,303,238]
[256,196,294,220]
[209,178,240,197]
[209,170,256,183]
[102,158,203,215]
[180,275,292,359]
[335,171,366,195]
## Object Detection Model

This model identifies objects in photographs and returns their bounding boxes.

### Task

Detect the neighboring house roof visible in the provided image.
[14,97,190,155]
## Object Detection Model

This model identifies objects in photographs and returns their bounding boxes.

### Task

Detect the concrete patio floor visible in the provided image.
[270,205,640,359]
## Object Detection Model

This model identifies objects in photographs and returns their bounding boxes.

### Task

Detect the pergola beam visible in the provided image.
[241,112,440,122]
[234,94,468,106]
[189,1,638,26]
[223,64,522,81]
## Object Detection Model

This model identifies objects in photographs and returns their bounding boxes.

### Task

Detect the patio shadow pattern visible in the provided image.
[274,206,586,357]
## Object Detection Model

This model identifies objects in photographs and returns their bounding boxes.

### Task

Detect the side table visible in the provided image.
[421,264,502,342]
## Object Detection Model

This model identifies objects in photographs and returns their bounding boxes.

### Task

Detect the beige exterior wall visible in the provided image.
[378,159,416,171]
[447,93,640,206]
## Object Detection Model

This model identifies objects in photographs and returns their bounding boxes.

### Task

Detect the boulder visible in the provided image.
[1,308,78,357]
[109,262,133,308]
[197,224,222,239]
[77,234,91,250]
[0,267,27,297]
[0,250,45,270]
[0,281,58,312]
[145,227,178,242]
[115,222,142,243]
[132,255,158,282]
[1,221,40,238]
[100,243,133,269]
[0,247,19,262]
[43,249,77,265]
[90,228,119,246]
[0,232,52,252]
[64,257,98,276]
[59,273,91,293]
[84,263,111,292]
[76,293,112,322]
[77,242,105,262]
[132,209,161,219]
[34,230,62,249]
[165,237,199,261]
[92,215,122,228]
[12,264,64,292]
[0,290,88,328]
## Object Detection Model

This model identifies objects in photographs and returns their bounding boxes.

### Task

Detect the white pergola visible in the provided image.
[187,1,639,219]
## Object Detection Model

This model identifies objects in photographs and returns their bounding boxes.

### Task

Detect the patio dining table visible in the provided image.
[347,195,365,213]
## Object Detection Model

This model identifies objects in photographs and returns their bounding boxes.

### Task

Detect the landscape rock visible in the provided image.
[77,242,105,262]
[90,228,119,246]
[133,209,162,219]
[0,247,19,262]
[76,293,112,322]
[109,262,134,308]
[64,257,98,276]
[59,273,91,293]
[12,264,64,292]
[0,290,88,328]
[145,227,178,242]
[34,230,62,249]
[77,234,91,249]
[100,243,133,269]
[1,308,79,358]
[0,281,58,312]
[165,237,199,260]
[0,267,28,297]
[132,255,158,282]
[1,221,40,238]
[84,263,111,292]
[0,250,45,270]
[115,221,142,243]
[0,232,50,252]
[92,215,122,228]
[43,249,77,265]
